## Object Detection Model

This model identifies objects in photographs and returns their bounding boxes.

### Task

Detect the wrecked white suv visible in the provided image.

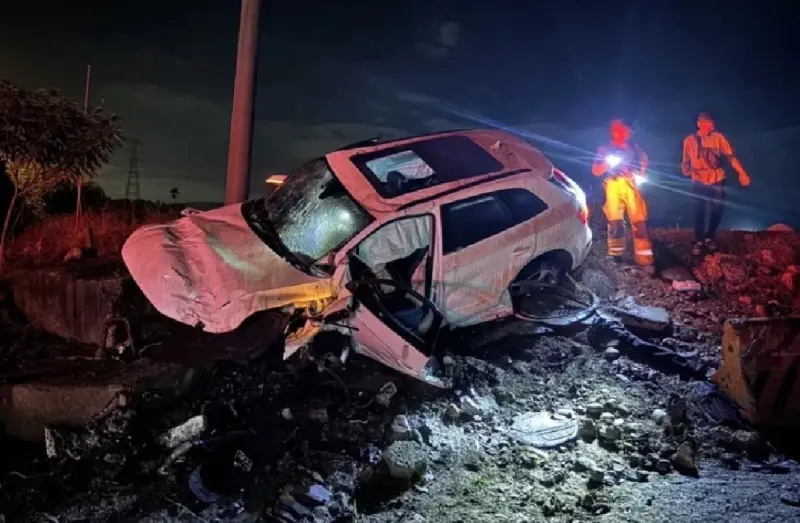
[122,129,592,386]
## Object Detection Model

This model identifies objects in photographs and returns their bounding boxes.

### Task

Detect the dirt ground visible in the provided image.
[2,230,800,523]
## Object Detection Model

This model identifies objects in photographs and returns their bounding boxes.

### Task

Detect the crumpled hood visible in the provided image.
[121,203,333,333]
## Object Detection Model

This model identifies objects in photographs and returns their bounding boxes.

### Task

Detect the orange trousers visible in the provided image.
[602,177,654,266]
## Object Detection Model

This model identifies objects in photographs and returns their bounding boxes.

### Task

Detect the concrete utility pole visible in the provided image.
[224,0,262,205]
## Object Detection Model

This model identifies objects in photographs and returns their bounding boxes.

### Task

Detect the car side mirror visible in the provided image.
[266,174,286,186]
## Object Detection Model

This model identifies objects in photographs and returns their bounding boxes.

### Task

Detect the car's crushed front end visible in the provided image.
[122,157,372,344]
[121,203,335,334]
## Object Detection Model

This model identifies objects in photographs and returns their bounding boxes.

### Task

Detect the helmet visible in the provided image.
[610,119,630,144]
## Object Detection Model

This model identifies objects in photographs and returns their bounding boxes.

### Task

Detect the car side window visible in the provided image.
[441,189,549,255]
[441,195,511,254]
[496,188,549,223]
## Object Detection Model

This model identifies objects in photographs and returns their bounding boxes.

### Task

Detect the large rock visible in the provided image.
[381,441,428,481]
[0,358,198,441]
[11,258,149,347]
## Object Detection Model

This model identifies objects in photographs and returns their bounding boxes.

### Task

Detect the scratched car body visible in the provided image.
[122,129,592,386]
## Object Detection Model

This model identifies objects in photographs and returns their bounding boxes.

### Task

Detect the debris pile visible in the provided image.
[655,229,800,318]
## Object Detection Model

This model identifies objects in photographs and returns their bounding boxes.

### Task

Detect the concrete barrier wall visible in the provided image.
[11,258,134,347]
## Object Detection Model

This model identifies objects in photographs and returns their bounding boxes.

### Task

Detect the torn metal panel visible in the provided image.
[122,204,334,333]
[713,317,800,427]
[283,294,355,360]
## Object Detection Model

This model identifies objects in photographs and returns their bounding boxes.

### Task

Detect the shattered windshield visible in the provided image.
[243,159,373,271]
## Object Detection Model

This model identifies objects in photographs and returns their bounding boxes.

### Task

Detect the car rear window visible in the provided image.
[441,189,549,255]
[351,135,505,199]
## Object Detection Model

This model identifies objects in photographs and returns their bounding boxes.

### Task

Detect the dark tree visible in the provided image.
[0,79,123,270]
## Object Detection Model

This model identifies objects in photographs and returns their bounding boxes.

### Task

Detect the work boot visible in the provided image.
[691,241,703,257]
[704,238,718,254]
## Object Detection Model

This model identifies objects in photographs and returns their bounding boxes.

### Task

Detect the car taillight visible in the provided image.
[549,169,570,191]
[549,168,588,224]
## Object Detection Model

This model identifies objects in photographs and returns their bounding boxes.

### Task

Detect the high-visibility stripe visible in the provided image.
[608,236,625,256]
[635,249,653,256]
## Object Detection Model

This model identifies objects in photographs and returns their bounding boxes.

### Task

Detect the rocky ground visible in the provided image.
[2,230,800,523]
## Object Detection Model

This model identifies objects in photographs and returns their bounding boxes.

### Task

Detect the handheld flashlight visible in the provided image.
[605,154,622,168]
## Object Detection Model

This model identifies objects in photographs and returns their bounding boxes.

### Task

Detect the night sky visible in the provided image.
[2,1,798,226]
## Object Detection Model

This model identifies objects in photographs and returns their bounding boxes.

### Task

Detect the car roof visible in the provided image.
[326,129,554,219]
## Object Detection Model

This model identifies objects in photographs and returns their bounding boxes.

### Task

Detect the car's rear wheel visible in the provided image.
[509,252,599,326]
[514,252,571,286]
[522,260,564,285]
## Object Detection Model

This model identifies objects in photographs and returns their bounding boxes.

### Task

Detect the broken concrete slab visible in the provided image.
[609,297,671,334]
[0,358,198,441]
[11,257,151,347]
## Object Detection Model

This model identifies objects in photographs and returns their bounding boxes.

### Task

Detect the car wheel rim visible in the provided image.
[528,268,559,285]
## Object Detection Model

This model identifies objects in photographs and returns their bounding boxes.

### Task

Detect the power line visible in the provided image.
[124,139,141,200]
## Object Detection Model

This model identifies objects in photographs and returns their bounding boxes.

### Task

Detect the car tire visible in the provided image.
[516,257,567,286]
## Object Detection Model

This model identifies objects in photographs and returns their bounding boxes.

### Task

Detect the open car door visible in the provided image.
[344,276,448,388]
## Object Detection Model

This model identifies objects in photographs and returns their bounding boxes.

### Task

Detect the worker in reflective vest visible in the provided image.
[591,119,654,270]
[681,112,750,256]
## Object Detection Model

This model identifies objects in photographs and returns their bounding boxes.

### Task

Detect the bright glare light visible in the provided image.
[605,154,621,168]
[633,173,646,185]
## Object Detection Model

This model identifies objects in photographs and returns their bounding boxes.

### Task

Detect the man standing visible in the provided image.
[592,119,654,271]
[681,113,750,256]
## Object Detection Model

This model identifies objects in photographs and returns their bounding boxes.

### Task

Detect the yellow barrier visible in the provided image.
[713,317,800,427]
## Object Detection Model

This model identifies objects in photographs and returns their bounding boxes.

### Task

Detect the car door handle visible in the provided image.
[512,246,531,254]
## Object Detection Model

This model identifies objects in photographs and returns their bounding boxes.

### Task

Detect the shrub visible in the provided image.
[6,203,178,268]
